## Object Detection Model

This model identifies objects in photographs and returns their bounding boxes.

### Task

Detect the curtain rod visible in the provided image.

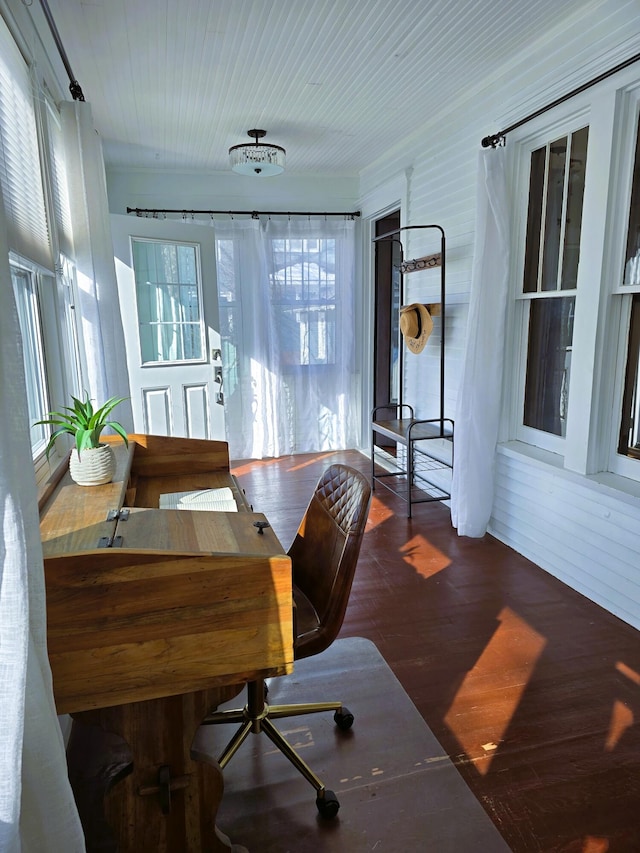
[38,0,85,101]
[126,207,361,219]
[481,50,640,148]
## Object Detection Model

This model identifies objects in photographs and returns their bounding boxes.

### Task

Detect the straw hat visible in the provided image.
[399,303,434,354]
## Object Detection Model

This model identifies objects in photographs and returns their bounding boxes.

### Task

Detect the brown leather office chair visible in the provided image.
[202,463,372,818]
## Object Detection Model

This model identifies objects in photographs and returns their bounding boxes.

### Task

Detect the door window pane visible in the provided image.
[523,296,575,436]
[132,239,204,364]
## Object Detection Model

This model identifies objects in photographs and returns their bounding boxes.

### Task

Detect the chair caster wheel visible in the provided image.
[334,707,354,730]
[316,790,340,819]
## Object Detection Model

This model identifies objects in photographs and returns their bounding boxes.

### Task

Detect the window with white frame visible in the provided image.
[267,236,337,367]
[131,238,205,364]
[0,16,86,460]
[516,125,589,448]
[511,74,640,485]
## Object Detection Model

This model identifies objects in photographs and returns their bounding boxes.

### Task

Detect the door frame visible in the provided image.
[359,174,408,451]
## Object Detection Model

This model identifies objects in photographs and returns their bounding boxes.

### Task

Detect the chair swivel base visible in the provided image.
[201,677,354,818]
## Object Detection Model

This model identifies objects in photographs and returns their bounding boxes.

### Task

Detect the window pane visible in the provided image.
[11,266,49,451]
[541,136,567,292]
[523,128,588,294]
[618,294,640,458]
[523,296,575,436]
[523,146,546,292]
[132,239,203,363]
[268,237,337,365]
[561,126,588,289]
[624,115,640,285]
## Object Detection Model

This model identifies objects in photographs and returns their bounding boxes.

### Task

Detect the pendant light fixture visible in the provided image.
[229,129,286,176]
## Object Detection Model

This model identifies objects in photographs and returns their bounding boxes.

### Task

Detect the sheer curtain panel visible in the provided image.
[61,101,132,420]
[215,217,358,459]
[451,147,511,537]
[0,200,84,851]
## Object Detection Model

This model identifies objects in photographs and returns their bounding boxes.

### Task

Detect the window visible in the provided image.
[518,126,588,441]
[11,265,49,454]
[267,237,337,366]
[131,239,205,364]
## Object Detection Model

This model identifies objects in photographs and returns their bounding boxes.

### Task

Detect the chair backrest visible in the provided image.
[288,464,372,659]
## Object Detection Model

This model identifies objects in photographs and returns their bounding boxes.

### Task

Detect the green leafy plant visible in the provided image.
[35,393,129,460]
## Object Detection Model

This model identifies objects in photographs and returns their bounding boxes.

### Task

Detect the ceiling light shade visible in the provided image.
[229,129,286,176]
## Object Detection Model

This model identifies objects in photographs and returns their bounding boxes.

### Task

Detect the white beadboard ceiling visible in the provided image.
[35,0,612,175]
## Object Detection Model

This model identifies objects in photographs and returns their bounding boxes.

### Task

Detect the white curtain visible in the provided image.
[0,204,85,850]
[61,101,133,420]
[215,217,358,459]
[451,146,511,538]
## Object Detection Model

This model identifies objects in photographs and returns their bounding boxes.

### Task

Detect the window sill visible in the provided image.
[34,448,68,506]
[498,441,640,509]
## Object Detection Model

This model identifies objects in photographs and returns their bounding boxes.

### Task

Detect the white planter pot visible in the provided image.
[69,444,116,486]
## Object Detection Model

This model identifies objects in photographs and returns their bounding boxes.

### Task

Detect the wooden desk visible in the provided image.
[39,434,293,852]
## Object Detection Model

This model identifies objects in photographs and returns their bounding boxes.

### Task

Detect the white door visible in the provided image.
[112,215,225,439]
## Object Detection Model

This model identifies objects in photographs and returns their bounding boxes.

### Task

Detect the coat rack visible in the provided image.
[371,225,454,517]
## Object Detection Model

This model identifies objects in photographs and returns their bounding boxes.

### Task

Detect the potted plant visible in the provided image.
[36,393,129,486]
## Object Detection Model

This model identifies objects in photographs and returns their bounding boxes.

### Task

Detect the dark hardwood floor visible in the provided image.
[232,450,640,853]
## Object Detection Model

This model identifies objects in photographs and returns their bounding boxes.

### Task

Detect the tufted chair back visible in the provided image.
[288,464,372,660]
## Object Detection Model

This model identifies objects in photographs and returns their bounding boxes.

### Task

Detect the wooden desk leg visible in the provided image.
[69,689,247,853]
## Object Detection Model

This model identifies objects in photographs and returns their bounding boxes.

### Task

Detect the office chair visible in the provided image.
[202,463,372,818]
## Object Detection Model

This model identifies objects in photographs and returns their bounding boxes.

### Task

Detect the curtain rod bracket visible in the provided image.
[68,80,85,102]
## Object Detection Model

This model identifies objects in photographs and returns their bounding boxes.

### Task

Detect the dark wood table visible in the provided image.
[39,434,294,852]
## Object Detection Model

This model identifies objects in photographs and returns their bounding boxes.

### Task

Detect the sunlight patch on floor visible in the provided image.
[444,606,546,775]
[400,533,450,578]
[288,453,335,472]
[605,661,640,752]
[605,699,633,751]
[616,660,640,685]
[366,494,396,528]
[231,458,279,476]
[582,837,609,852]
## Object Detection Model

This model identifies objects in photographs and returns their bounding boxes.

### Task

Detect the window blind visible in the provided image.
[44,93,74,260]
[0,15,53,271]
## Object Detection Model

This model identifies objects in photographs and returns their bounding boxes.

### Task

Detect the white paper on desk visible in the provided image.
[159,488,238,512]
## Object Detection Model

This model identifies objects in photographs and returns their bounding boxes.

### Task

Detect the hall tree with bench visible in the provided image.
[371,224,454,516]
